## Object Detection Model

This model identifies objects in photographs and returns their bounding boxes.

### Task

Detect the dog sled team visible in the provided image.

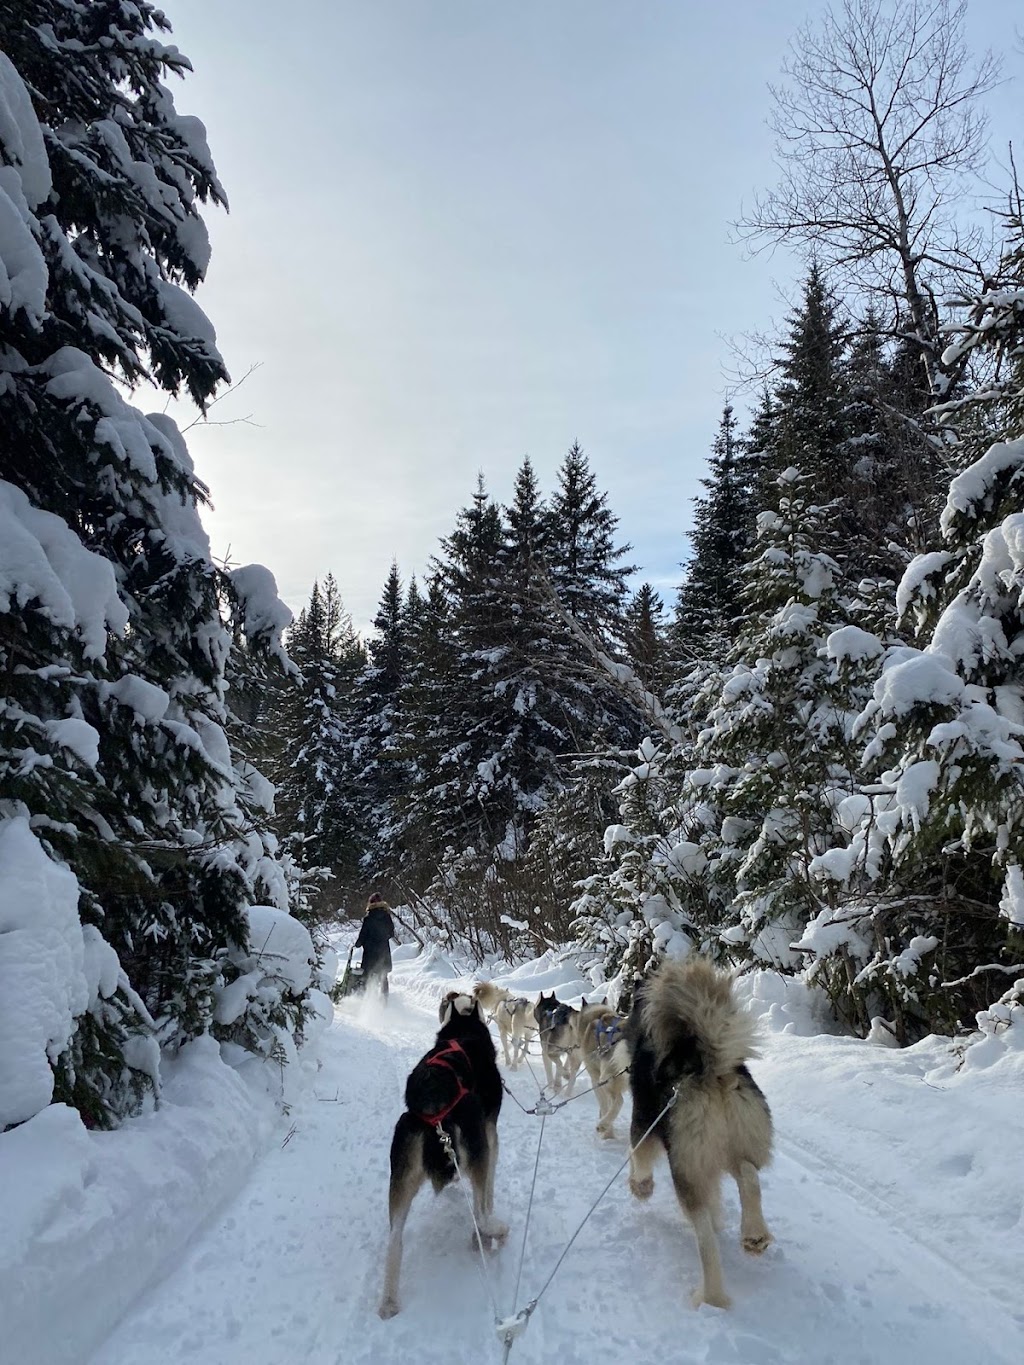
[378,953,774,1321]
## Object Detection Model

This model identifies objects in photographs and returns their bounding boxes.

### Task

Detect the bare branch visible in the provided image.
[181,362,264,432]
[735,0,1001,402]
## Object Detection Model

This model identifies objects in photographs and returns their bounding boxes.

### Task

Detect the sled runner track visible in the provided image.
[774,1133,1022,1330]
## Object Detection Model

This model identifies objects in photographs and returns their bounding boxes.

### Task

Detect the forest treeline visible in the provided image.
[255,0,1024,1044]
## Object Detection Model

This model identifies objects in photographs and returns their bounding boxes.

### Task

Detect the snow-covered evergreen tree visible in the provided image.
[571,735,711,1009]
[770,264,849,492]
[624,582,668,692]
[675,406,753,659]
[842,310,941,576]
[547,442,635,640]
[802,206,1024,1037]
[0,5,294,1128]
[356,560,414,883]
[273,577,366,916]
[693,470,872,966]
[400,467,600,885]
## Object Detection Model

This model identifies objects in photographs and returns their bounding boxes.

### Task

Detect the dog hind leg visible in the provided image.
[687,1203,731,1310]
[735,1160,773,1254]
[565,1049,580,1096]
[511,1015,527,1069]
[599,1073,625,1139]
[589,1059,609,1135]
[379,1144,427,1319]
[468,1132,508,1249]
[671,1169,730,1310]
[541,1042,557,1092]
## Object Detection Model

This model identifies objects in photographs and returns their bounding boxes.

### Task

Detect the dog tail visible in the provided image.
[639,957,758,1082]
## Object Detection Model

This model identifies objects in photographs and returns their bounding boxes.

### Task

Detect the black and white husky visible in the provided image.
[533,992,581,1094]
[626,957,774,1309]
[379,992,508,1319]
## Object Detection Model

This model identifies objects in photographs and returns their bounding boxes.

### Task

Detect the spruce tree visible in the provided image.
[397,480,508,875]
[0,4,292,1127]
[357,560,414,882]
[695,470,869,964]
[770,263,850,499]
[675,406,752,659]
[273,577,366,915]
[843,310,941,574]
[821,202,1024,1035]
[406,470,565,871]
[624,583,668,692]
[547,442,635,640]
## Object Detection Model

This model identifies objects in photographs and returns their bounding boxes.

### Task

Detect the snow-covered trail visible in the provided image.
[90,959,1020,1365]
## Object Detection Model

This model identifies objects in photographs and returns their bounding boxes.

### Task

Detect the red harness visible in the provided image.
[416,1039,473,1128]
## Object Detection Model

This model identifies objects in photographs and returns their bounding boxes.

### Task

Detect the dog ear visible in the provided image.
[438,991,455,1024]
[581,997,588,1008]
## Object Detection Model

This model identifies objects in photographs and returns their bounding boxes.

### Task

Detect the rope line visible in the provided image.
[512,1111,545,1312]
[479,1004,662,1361]
[500,1066,629,1117]
[524,1084,679,1315]
[489,1075,680,1361]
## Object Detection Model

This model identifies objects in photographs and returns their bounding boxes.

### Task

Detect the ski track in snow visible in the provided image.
[89,975,1020,1365]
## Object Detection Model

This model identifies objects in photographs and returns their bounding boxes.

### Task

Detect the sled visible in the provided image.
[337,948,365,999]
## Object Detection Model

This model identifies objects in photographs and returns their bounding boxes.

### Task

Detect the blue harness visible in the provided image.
[595,1017,623,1055]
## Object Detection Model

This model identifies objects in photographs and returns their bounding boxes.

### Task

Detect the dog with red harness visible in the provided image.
[378,992,508,1319]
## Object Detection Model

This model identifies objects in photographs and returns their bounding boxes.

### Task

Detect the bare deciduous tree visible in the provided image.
[737,0,1000,402]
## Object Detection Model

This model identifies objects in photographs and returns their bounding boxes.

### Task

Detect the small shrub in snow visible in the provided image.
[212,907,321,1069]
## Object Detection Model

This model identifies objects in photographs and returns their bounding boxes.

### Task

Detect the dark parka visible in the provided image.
[355,902,396,976]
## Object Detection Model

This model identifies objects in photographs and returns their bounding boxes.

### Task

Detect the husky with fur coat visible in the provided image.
[577,1000,630,1139]
[626,957,773,1309]
[472,980,537,1069]
[533,992,581,1094]
[379,993,508,1319]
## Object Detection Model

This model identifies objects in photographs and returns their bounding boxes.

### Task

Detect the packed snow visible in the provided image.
[3,931,1021,1365]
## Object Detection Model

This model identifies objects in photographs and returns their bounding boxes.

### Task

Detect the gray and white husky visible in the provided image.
[533,992,581,1094]
[626,957,774,1309]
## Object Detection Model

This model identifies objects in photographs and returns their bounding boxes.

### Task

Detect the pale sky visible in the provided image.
[150,0,1021,634]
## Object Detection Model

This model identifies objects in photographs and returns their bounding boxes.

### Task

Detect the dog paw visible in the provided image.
[628,1174,654,1200]
[471,1221,509,1253]
[596,1123,615,1139]
[692,1286,731,1311]
[742,1230,773,1255]
[378,1297,400,1320]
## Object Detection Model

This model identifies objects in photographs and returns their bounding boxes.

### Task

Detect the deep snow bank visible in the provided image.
[0,887,334,1365]
[0,1036,317,1365]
